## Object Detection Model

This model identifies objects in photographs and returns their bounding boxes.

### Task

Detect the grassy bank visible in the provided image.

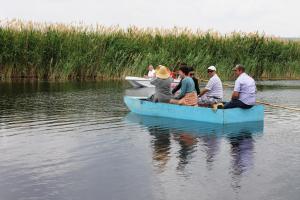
[1,19,300,80]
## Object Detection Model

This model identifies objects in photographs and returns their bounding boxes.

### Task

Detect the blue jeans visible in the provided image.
[224,99,253,109]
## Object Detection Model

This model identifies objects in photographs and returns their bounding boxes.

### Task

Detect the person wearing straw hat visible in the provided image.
[224,64,256,109]
[149,65,173,103]
[198,66,223,106]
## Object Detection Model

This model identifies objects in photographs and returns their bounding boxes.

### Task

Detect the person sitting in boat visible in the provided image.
[198,66,223,106]
[144,65,156,78]
[224,64,256,109]
[149,65,173,103]
[188,67,200,95]
[170,66,198,106]
[172,66,200,96]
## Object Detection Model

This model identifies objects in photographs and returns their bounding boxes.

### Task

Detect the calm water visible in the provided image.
[0,81,300,200]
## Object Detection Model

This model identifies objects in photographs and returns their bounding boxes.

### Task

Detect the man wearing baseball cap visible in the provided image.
[198,66,223,105]
[224,64,256,109]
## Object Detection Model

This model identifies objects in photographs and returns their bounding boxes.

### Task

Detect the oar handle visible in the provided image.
[256,100,300,111]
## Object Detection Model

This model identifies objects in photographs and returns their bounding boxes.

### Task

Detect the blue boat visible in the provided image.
[124,96,264,124]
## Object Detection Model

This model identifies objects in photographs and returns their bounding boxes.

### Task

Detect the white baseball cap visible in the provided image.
[208,66,216,71]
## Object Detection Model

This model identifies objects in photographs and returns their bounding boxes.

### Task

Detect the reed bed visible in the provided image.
[1,19,300,80]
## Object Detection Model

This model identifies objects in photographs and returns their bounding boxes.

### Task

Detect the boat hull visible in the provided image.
[125,76,154,88]
[124,96,264,124]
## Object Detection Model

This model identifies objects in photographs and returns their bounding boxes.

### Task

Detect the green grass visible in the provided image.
[0,20,300,80]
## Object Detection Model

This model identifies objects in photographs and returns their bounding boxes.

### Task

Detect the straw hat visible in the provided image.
[156,65,170,79]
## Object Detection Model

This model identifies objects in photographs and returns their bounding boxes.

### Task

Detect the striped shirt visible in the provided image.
[205,74,223,99]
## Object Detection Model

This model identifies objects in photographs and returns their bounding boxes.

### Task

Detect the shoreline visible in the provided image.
[1,20,300,81]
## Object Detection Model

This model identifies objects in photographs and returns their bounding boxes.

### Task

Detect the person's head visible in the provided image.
[148,65,154,71]
[188,66,195,77]
[155,65,170,79]
[178,66,190,78]
[207,66,216,77]
[232,64,245,77]
[178,62,188,67]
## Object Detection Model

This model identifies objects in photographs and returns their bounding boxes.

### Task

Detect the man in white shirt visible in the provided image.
[224,64,256,109]
[144,65,155,78]
[198,66,223,105]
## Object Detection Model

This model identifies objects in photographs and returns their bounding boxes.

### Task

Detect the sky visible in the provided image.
[1,0,300,37]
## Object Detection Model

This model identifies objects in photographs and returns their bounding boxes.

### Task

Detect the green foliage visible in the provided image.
[0,22,300,80]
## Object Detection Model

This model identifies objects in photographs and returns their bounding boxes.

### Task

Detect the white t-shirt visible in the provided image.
[147,70,155,78]
[205,74,223,99]
[234,73,256,105]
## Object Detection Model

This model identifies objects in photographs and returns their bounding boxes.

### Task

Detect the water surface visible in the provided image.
[0,80,300,200]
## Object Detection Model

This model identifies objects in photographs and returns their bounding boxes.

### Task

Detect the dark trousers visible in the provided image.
[224,99,253,109]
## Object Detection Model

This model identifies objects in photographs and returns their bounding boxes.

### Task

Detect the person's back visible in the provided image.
[205,74,223,99]
[151,77,173,103]
[150,65,173,103]
[235,73,256,105]
[224,64,256,109]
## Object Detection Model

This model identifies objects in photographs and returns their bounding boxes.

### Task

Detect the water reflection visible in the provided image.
[148,126,171,171]
[174,133,198,171]
[200,134,221,170]
[227,130,255,190]
[1,81,299,200]
[125,113,264,189]
[147,124,199,173]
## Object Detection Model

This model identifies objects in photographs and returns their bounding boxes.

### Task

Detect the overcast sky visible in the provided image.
[1,0,299,37]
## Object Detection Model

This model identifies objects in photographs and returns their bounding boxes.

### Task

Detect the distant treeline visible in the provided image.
[1,20,300,80]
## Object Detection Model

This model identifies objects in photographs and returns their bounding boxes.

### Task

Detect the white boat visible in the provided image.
[125,76,154,88]
[125,76,180,88]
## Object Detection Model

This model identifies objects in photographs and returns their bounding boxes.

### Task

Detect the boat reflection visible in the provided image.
[125,113,263,136]
[125,113,264,187]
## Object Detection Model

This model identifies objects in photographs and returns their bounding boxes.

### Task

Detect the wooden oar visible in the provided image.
[256,100,300,111]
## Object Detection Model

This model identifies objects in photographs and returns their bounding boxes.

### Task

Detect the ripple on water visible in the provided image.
[1,81,300,200]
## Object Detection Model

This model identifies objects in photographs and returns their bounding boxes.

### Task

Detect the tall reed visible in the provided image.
[1,19,300,80]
